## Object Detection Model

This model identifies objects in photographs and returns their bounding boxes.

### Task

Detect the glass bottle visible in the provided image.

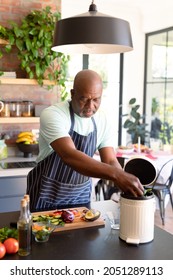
[17,198,31,256]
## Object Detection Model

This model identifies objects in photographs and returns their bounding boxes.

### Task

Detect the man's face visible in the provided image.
[71,88,102,118]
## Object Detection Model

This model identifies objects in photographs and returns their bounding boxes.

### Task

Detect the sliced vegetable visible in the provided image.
[32,214,65,226]
[61,210,74,223]
[143,188,153,197]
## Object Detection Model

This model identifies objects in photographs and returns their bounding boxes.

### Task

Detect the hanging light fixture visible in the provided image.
[51,1,133,54]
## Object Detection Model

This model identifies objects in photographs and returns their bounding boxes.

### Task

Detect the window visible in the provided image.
[65,54,122,147]
[144,27,173,146]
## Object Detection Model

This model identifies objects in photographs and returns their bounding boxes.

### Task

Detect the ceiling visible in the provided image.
[94,0,173,14]
[62,0,173,32]
[62,0,173,17]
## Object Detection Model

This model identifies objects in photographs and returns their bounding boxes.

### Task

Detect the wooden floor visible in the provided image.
[154,201,173,235]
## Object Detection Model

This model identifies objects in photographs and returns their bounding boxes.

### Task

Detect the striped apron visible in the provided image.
[27,103,97,212]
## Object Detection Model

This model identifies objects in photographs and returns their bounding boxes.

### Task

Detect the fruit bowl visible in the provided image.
[17,143,39,158]
[32,221,56,242]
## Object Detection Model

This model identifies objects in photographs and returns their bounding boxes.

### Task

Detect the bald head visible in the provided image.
[73,69,103,92]
[71,70,103,118]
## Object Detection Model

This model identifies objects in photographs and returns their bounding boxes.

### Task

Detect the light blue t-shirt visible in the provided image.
[37,100,116,162]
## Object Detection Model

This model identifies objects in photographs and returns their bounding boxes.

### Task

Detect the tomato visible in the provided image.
[3,238,19,254]
[71,209,80,217]
[53,210,62,215]
[0,242,6,259]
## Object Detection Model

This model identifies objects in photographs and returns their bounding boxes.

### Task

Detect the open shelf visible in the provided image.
[0,117,39,124]
[0,38,8,44]
[0,78,56,85]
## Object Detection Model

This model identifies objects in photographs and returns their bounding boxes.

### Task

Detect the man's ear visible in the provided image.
[71,89,75,98]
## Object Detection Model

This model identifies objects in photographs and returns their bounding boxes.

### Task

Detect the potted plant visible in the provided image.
[158,121,173,152]
[0,6,70,100]
[122,98,149,144]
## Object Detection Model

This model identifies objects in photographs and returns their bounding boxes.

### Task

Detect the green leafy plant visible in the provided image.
[0,6,70,100]
[151,97,160,115]
[123,98,149,144]
[0,227,18,243]
[159,121,173,145]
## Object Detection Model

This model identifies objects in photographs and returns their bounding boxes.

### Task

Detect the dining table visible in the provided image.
[115,149,173,180]
[0,200,173,260]
[93,151,173,206]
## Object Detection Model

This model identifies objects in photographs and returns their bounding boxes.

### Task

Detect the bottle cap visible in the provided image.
[21,198,27,207]
[23,194,30,202]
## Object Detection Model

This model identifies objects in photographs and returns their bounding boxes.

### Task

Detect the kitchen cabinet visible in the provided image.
[0,176,27,212]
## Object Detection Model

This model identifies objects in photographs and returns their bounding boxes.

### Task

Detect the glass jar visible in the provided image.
[0,139,8,160]
[10,101,22,117]
[21,100,34,117]
[0,101,10,117]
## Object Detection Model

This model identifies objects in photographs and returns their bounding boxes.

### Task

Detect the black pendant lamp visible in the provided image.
[51,1,133,54]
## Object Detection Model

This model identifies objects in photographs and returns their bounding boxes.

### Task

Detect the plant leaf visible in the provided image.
[129,98,136,105]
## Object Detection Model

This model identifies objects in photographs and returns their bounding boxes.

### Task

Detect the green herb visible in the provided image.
[0,227,18,242]
[143,188,153,197]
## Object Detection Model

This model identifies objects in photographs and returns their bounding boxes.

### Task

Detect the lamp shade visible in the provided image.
[51,4,133,54]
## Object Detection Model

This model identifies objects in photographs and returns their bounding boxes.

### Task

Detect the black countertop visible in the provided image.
[0,200,173,260]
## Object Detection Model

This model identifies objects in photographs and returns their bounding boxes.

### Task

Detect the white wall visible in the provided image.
[61,0,173,145]
[61,0,173,101]
[61,0,145,107]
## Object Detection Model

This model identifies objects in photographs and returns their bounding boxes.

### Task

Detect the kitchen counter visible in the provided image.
[0,156,37,177]
[0,200,173,260]
[0,156,37,212]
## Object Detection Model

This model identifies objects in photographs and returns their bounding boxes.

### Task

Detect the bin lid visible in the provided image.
[124,157,157,186]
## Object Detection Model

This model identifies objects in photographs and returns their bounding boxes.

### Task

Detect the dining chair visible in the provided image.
[95,157,125,201]
[147,159,173,225]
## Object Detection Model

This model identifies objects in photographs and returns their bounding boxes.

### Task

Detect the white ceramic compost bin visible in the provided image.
[119,157,157,244]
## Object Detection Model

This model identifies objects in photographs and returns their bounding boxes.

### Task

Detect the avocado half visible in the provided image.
[83,209,101,222]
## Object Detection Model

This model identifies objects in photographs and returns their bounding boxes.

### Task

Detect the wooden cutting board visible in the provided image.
[32,207,105,232]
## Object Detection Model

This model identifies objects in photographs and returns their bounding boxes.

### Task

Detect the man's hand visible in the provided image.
[113,169,144,197]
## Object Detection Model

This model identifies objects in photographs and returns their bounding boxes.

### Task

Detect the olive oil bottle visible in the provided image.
[17,198,31,256]
[23,194,32,223]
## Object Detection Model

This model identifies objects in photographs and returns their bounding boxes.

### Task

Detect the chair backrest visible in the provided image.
[153,158,173,187]
[168,164,173,186]
[116,157,126,168]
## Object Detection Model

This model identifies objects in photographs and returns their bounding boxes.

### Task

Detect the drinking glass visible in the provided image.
[150,138,161,152]
[106,208,120,230]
